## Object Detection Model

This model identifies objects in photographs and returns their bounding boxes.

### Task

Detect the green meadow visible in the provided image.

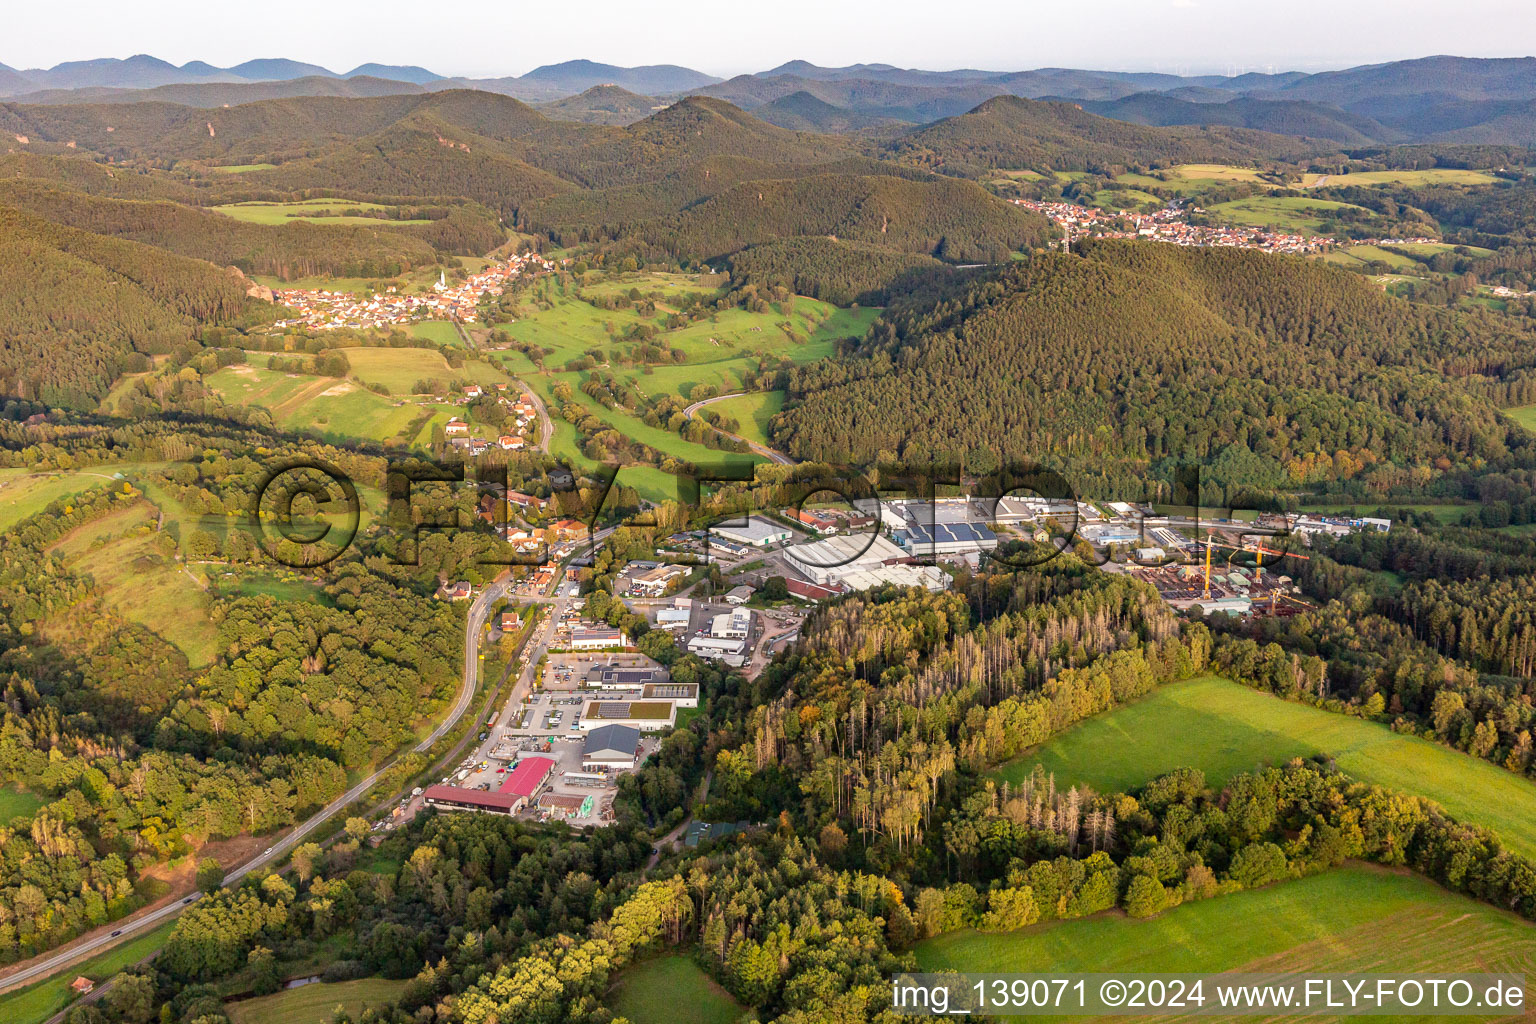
[494,273,876,498]
[0,784,44,825]
[1503,405,1536,432]
[704,391,786,448]
[997,676,1536,860]
[407,321,464,347]
[340,347,510,395]
[48,500,221,666]
[1208,196,1372,235]
[213,199,430,227]
[918,867,1536,1021]
[225,978,409,1024]
[0,468,148,534]
[608,956,744,1024]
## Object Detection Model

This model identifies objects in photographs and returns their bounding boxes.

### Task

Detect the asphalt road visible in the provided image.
[682,392,796,466]
[0,576,511,995]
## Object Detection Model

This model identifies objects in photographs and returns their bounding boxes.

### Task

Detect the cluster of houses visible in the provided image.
[270,251,556,332]
[1011,198,1435,257]
[444,390,541,457]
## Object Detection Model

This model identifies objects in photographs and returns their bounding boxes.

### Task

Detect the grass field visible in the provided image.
[48,501,221,666]
[225,978,408,1024]
[1504,405,1536,432]
[704,391,785,448]
[0,784,44,825]
[206,364,430,444]
[0,920,178,1024]
[997,676,1536,860]
[407,321,463,347]
[340,347,510,395]
[917,866,1536,1020]
[1208,196,1371,235]
[1300,501,1467,524]
[1318,168,1499,188]
[0,469,141,534]
[213,199,430,227]
[608,956,744,1024]
[1323,244,1420,270]
[498,276,874,499]
[1091,188,1162,211]
[210,163,277,174]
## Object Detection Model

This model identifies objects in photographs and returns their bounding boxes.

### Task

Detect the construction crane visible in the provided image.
[1203,533,1214,600]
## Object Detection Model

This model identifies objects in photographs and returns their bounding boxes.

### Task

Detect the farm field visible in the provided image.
[48,500,221,666]
[205,364,433,445]
[0,784,44,825]
[340,347,510,395]
[996,676,1536,860]
[704,391,785,448]
[210,163,277,173]
[1207,196,1371,235]
[1318,168,1499,187]
[917,866,1536,1021]
[1323,244,1419,270]
[608,956,744,1024]
[225,978,409,1024]
[0,920,178,1024]
[1091,187,1161,210]
[213,198,430,227]
[1116,164,1288,194]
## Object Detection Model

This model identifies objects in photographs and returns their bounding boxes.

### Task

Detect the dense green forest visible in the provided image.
[882,95,1322,176]
[0,206,267,407]
[774,239,1536,500]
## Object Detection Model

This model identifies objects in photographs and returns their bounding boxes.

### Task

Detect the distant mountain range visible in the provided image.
[5,54,1536,145]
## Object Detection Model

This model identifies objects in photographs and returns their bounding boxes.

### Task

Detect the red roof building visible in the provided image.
[422,785,519,814]
[499,756,556,808]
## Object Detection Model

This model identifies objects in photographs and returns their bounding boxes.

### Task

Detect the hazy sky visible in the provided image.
[7,0,1536,78]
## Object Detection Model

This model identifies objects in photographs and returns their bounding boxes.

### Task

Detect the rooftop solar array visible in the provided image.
[904,522,997,544]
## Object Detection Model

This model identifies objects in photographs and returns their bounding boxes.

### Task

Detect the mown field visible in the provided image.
[225,978,409,1024]
[1208,196,1371,235]
[917,866,1536,1022]
[0,468,148,534]
[341,347,510,395]
[406,321,463,347]
[213,198,430,227]
[704,391,785,448]
[0,920,178,1024]
[997,676,1536,860]
[47,500,221,666]
[205,364,433,445]
[608,956,744,1024]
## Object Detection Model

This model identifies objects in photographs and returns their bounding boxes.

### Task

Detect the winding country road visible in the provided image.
[0,577,509,995]
[682,392,796,465]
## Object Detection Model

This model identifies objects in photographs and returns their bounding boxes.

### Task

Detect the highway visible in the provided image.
[681,392,796,466]
[0,575,511,995]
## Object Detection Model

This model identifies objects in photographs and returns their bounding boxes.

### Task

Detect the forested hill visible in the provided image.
[773,240,1536,498]
[602,172,1053,264]
[880,94,1326,175]
[0,177,450,277]
[0,206,268,407]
